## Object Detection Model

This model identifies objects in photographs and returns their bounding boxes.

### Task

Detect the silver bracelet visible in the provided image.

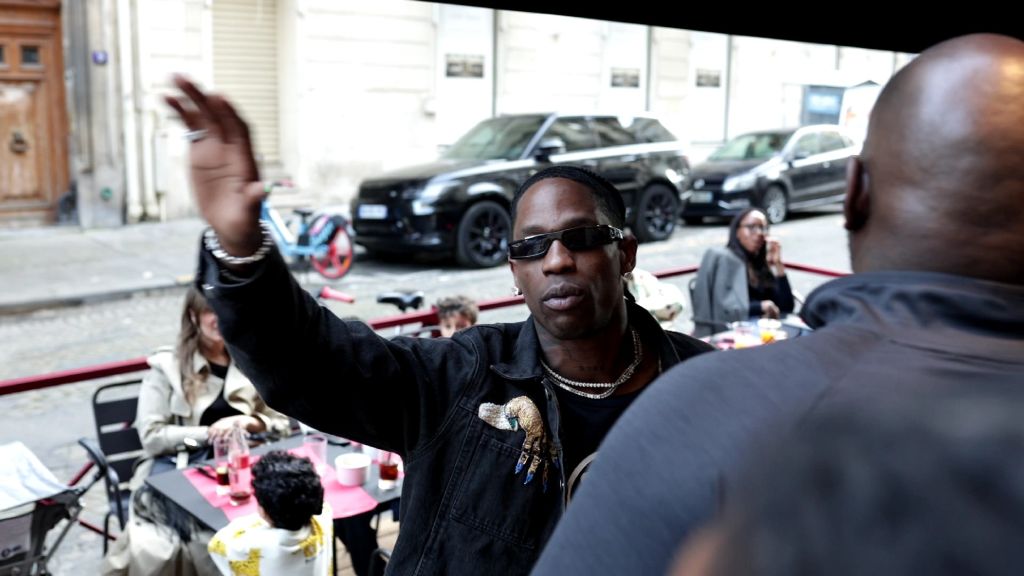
[203,221,274,266]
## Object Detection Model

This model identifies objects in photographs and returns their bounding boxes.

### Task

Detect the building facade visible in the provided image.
[0,0,910,227]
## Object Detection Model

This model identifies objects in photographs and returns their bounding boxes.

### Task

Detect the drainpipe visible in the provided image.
[722,35,733,140]
[491,9,499,117]
[117,0,143,221]
[645,26,653,112]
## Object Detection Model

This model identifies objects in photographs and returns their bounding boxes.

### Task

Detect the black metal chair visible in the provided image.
[78,379,144,553]
[367,546,391,576]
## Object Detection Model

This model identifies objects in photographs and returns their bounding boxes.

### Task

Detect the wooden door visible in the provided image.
[0,1,67,225]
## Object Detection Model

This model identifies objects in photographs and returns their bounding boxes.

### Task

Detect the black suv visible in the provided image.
[351,113,690,267]
[680,125,858,224]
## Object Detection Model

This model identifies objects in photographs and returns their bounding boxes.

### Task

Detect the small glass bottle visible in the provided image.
[227,423,251,504]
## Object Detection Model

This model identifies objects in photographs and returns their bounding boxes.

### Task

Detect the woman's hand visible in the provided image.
[760,300,781,319]
[765,237,785,276]
[165,75,266,258]
[207,415,266,441]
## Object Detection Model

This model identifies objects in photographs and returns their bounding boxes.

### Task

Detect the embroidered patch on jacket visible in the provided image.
[478,396,559,490]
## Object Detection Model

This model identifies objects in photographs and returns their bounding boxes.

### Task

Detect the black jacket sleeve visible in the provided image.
[196,246,479,457]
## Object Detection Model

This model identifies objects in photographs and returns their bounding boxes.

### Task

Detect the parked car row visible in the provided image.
[351,113,690,267]
[350,116,857,267]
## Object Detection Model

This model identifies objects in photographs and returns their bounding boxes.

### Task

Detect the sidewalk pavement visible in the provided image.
[0,219,207,314]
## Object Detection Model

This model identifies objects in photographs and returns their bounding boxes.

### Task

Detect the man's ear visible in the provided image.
[620,234,638,274]
[843,156,870,231]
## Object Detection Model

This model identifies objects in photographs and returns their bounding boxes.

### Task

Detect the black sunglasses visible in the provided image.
[508,225,624,260]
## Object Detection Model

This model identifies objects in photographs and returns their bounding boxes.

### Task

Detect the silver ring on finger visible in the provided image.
[184,129,209,143]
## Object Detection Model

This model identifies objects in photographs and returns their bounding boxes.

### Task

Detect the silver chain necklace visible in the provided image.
[541,328,642,400]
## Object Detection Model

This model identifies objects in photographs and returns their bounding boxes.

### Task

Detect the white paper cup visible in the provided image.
[335,453,371,487]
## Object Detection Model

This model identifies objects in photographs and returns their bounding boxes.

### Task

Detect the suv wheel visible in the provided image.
[761,186,788,224]
[633,184,679,243]
[455,200,511,268]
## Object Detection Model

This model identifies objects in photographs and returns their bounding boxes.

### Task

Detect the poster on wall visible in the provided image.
[696,69,721,87]
[446,54,484,78]
[610,68,640,88]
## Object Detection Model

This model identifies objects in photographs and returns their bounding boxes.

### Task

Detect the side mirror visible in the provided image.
[534,137,566,161]
[792,150,810,161]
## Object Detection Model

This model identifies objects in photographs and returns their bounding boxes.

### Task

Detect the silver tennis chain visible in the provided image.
[541,328,642,400]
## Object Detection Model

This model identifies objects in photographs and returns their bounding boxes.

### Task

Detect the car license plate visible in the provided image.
[358,204,388,219]
[690,191,713,204]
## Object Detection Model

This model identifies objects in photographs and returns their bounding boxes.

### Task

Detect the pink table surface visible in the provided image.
[182,445,380,522]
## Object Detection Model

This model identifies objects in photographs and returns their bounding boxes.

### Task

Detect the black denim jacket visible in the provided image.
[198,248,712,575]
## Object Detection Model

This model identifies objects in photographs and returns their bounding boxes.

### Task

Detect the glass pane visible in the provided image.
[0,45,6,65]
[442,115,546,161]
[543,118,597,152]
[794,134,820,157]
[592,117,637,147]
[631,118,676,143]
[21,46,40,66]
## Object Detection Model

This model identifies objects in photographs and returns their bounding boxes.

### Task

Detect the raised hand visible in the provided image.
[765,237,784,276]
[165,74,266,257]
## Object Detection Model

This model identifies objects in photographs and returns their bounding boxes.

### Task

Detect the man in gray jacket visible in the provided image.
[532,33,1024,576]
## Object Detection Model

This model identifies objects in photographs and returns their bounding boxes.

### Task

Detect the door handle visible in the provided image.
[9,131,29,154]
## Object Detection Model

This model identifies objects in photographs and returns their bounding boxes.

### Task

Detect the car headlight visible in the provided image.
[723,172,757,192]
[409,181,460,215]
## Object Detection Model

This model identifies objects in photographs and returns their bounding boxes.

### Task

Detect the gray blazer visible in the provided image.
[691,246,749,337]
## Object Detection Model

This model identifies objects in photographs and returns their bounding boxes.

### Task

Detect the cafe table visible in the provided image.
[146,434,402,531]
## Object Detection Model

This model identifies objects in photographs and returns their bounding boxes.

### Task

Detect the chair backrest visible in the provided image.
[92,379,144,486]
[689,276,727,337]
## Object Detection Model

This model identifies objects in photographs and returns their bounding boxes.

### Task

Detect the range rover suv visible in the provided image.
[351,113,690,267]
[680,125,858,224]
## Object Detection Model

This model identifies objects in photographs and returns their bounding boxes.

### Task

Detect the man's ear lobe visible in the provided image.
[621,234,638,273]
[844,157,870,231]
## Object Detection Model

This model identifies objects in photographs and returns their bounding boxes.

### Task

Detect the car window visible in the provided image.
[709,132,792,161]
[443,115,547,160]
[793,133,820,157]
[819,131,848,152]
[542,117,598,152]
[630,118,676,143]
[592,117,638,147]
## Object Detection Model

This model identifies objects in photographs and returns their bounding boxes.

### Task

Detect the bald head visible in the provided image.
[847,34,1024,284]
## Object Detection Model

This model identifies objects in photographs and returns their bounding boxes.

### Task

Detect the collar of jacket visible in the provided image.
[490,300,686,382]
[801,270,1024,362]
[149,349,245,419]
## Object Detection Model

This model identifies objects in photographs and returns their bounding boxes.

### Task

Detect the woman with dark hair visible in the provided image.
[691,208,794,336]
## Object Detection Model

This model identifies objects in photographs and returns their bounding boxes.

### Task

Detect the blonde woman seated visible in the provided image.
[103,286,289,576]
[691,208,794,337]
[134,285,290,480]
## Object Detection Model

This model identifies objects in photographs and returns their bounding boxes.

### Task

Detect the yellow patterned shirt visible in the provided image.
[208,504,333,576]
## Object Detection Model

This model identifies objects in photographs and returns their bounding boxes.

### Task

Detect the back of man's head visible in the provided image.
[697,387,1024,576]
[253,451,324,531]
[847,34,1024,284]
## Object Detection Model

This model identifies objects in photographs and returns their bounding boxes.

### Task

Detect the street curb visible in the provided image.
[0,275,195,316]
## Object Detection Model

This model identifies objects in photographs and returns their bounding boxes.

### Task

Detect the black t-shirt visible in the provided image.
[554,385,642,502]
[198,363,244,426]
